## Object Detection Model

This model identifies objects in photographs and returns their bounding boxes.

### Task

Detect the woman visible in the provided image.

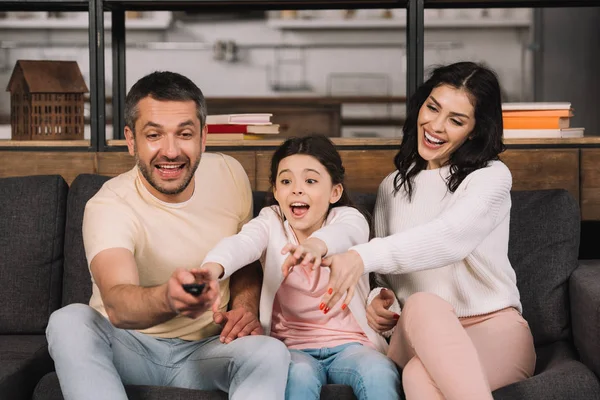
[319,61,536,400]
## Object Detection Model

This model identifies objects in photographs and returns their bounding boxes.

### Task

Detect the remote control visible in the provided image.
[182,283,207,296]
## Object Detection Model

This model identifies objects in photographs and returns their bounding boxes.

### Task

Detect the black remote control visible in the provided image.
[182,283,207,296]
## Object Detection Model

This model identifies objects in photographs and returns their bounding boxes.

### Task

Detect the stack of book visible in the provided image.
[502,102,584,139]
[206,113,279,141]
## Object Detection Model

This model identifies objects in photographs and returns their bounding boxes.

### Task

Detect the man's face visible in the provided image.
[125,97,206,203]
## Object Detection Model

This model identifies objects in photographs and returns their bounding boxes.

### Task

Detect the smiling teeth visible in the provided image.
[425,132,444,144]
[291,202,308,206]
[159,165,180,169]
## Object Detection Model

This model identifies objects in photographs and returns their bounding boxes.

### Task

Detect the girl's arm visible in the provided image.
[309,206,370,256]
[201,207,273,279]
[352,163,512,275]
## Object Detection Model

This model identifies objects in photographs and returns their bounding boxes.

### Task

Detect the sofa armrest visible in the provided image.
[570,260,600,378]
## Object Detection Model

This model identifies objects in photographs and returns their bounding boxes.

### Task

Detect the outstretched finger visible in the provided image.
[301,252,314,266]
[341,285,356,311]
[281,255,297,278]
[323,274,352,311]
[293,245,304,260]
[312,256,322,270]
[281,243,295,255]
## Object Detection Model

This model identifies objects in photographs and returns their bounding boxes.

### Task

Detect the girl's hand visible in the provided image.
[367,288,400,333]
[281,238,327,278]
[198,263,224,281]
[320,250,364,312]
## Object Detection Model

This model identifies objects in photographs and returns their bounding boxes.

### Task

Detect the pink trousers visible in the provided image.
[388,292,536,400]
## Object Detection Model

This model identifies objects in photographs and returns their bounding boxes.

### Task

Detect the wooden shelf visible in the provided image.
[424,0,599,7]
[0,11,172,29]
[268,18,531,30]
[105,136,600,149]
[102,0,407,12]
[0,0,88,12]
[0,139,90,147]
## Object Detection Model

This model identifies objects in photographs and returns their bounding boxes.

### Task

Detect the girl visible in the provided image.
[201,134,400,400]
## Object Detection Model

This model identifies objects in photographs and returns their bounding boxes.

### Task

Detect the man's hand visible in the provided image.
[213,306,264,344]
[366,288,400,333]
[166,268,219,319]
[281,238,327,278]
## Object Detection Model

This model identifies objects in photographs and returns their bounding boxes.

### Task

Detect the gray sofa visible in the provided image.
[1,173,600,400]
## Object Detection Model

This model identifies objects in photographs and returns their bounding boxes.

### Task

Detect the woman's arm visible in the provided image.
[202,207,273,279]
[352,163,512,275]
[309,206,370,256]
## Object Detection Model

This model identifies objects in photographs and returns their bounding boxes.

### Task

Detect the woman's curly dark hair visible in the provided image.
[393,61,506,199]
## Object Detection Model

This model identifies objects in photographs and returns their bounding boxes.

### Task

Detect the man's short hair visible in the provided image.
[124,71,207,133]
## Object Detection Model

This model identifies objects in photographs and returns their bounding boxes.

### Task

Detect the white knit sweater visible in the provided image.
[351,160,522,320]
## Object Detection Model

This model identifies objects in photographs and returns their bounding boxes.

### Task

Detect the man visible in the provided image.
[46,71,290,400]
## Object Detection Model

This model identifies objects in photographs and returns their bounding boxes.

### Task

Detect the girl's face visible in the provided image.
[273,154,342,242]
[417,84,476,170]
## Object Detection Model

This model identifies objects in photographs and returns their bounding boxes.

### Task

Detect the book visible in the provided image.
[206,113,272,125]
[206,132,279,142]
[502,102,572,111]
[207,124,280,134]
[502,109,573,117]
[503,116,571,130]
[503,127,584,139]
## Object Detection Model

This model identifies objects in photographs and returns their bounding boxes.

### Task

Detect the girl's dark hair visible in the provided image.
[394,61,506,199]
[267,134,373,236]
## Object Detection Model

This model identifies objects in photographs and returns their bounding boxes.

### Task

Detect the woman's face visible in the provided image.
[417,84,476,170]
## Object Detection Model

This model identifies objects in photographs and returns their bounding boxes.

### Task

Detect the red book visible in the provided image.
[207,124,280,134]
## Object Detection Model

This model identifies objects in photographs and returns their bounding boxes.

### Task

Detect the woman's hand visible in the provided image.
[367,288,400,333]
[281,238,327,278]
[320,250,364,312]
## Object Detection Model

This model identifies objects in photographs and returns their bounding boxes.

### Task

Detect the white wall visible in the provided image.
[0,9,533,139]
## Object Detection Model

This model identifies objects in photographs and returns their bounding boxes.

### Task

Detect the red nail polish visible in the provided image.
[324,307,330,314]
[319,303,325,310]
[328,288,333,295]
[393,313,400,320]
[341,304,347,310]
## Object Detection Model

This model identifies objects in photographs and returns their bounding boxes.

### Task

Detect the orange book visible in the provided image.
[503,116,570,129]
[502,109,573,117]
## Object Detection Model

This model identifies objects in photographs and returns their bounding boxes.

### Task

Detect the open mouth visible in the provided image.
[424,131,447,147]
[155,163,185,179]
[290,202,310,218]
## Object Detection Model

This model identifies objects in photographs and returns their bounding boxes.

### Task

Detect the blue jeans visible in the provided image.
[286,342,401,400]
[46,304,290,400]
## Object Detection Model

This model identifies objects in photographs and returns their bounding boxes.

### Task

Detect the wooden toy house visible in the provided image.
[6,60,89,140]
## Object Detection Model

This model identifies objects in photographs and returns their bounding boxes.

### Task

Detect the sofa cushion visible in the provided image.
[0,175,66,333]
[0,335,55,400]
[33,372,359,400]
[32,373,227,400]
[508,190,580,347]
[492,341,600,400]
[62,174,111,306]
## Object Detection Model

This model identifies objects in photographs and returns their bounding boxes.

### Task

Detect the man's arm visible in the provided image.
[92,248,218,330]
[213,260,264,343]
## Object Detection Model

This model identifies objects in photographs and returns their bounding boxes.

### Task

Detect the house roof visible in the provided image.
[6,60,89,94]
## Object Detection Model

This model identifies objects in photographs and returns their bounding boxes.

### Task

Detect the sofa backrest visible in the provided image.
[62,174,110,306]
[0,175,67,334]
[508,189,580,346]
[63,175,579,347]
